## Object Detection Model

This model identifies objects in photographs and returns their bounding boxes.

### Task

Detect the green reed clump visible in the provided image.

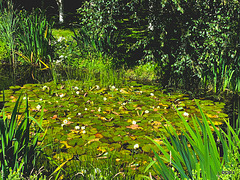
[16,8,54,70]
[0,92,45,179]
[144,100,240,180]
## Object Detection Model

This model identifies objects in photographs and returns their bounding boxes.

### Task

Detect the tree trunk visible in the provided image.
[56,0,64,23]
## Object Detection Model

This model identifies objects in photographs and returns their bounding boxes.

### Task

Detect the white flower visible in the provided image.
[42,86,48,90]
[150,93,154,96]
[134,144,139,149]
[78,113,82,116]
[122,102,126,106]
[96,85,100,90]
[75,126,80,130]
[81,126,85,130]
[98,107,101,112]
[111,86,115,90]
[76,91,80,95]
[36,105,41,110]
[183,112,189,117]
[132,121,137,125]
[59,55,64,59]
[61,124,65,127]
[85,108,88,111]
[68,117,71,120]
[116,88,118,91]
[103,97,107,101]
[59,94,64,98]
[39,98,43,101]
[145,110,149,114]
[94,168,101,174]
[82,130,86,134]
[74,86,79,90]
[63,119,68,124]
[23,97,26,100]
[140,91,143,94]
[157,106,160,109]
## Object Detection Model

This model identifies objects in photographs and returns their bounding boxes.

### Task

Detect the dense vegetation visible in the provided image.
[0,0,240,179]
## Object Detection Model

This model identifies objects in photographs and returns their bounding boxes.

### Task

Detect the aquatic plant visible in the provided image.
[144,100,240,180]
[0,92,45,178]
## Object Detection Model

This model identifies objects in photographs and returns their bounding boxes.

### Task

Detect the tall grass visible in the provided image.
[16,8,53,70]
[0,92,45,179]
[144,100,240,180]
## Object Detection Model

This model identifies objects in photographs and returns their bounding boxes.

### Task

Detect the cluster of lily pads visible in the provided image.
[0,80,228,174]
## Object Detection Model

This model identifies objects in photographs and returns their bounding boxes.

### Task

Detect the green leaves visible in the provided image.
[0,92,45,178]
[146,100,238,179]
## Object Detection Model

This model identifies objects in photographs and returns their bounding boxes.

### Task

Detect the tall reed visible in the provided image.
[0,92,45,179]
[144,100,240,179]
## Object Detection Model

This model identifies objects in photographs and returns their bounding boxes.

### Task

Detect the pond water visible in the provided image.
[0,64,233,176]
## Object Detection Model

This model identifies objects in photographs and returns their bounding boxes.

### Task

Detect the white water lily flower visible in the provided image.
[36,105,41,111]
[145,110,149,114]
[150,93,154,96]
[134,144,139,149]
[63,119,68,124]
[183,112,189,117]
[111,85,115,90]
[96,85,100,90]
[82,130,86,134]
[75,126,80,130]
[132,121,137,125]
[42,86,48,90]
[59,94,64,98]
[81,126,85,130]
[103,97,107,101]
[76,91,80,95]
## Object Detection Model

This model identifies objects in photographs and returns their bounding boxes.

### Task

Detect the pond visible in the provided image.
[0,64,229,176]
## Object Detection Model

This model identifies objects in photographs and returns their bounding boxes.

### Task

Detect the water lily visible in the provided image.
[132,121,137,125]
[103,97,107,101]
[42,86,48,90]
[150,93,154,96]
[183,112,189,117]
[75,126,80,130]
[134,144,139,149]
[36,105,41,111]
[145,110,149,114]
[111,85,115,90]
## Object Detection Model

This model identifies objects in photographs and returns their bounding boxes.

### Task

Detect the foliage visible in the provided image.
[0,92,45,178]
[145,100,240,179]
[16,8,54,69]
[0,1,18,66]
